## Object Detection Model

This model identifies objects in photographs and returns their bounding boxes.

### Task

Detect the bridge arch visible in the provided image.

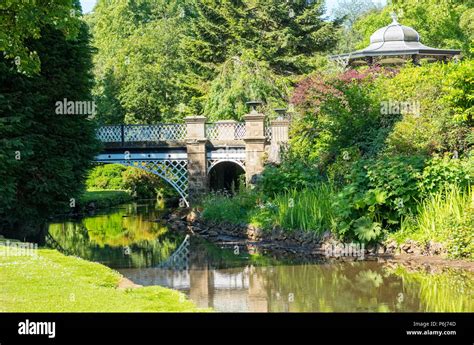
[96,159,189,207]
[208,160,245,193]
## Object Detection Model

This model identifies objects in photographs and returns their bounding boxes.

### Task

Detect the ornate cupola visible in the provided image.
[330,13,461,67]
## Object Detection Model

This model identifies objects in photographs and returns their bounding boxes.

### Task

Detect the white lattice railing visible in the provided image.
[265,126,272,141]
[96,125,122,142]
[205,122,246,140]
[97,124,187,143]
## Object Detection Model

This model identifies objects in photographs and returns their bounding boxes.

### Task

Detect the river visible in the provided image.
[47,201,474,312]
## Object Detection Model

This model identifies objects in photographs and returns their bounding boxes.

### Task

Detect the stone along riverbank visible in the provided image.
[162,209,474,272]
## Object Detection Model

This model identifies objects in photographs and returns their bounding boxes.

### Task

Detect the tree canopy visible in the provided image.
[87,0,340,122]
[0,4,99,240]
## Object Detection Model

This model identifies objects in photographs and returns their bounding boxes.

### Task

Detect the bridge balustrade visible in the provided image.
[96,124,187,143]
[205,121,246,140]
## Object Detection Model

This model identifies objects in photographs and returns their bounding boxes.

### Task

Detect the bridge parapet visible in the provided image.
[97,123,187,144]
[96,119,279,145]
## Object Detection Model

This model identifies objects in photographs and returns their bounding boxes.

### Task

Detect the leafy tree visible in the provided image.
[88,0,192,123]
[203,51,290,121]
[0,0,81,74]
[0,18,99,241]
[331,0,383,54]
[181,0,341,116]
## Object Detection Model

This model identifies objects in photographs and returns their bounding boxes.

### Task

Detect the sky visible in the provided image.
[80,0,387,15]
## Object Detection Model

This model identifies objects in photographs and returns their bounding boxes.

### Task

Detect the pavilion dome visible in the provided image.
[370,17,420,44]
[329,12,461,66]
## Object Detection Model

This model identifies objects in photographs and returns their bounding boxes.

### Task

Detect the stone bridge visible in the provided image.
[95,108,289,206]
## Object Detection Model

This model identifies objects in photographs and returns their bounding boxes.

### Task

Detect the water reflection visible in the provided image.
[120,262,474,312]
[48,201,474,312]
[48,201,184,268]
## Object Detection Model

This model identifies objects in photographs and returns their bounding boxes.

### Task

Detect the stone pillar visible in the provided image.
[267,118,290,164]
[270,118,290,144]
[243,110,266,184]
[185,116,208,203]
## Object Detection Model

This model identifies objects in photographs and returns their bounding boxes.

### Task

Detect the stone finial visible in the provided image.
[390,11,398,24]
[246,100,263,114]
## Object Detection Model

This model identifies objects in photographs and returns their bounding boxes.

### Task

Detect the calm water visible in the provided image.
[48,201,474,312]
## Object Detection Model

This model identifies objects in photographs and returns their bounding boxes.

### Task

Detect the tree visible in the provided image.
[0,16,99,241]
[203,51,291,121]
[331,0,383,54]
[0,0,81,74]
[87,0,192,123]
[181,0,341,117]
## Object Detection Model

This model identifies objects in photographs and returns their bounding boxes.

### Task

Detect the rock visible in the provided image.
[385,240,398,254]
[426,240,444,255]
[376,244,386,255]
[367,244,376,254]
[208,230,218,237]
[186,211,199,223]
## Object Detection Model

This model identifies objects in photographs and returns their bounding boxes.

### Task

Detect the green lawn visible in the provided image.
[79,190,135,210]
[0,245,204,312]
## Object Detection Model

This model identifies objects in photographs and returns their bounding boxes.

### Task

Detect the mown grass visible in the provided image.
[0,245,205,312]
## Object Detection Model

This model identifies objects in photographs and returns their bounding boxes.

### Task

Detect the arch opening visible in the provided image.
[95,161,189,207]
[209,161,245,194]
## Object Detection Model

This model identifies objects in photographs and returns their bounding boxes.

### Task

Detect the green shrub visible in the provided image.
[419,155,472,197]
[86,164,127,190]
[378,60,473,156]
[87,164,176,199]
[332,155,425,242]
[290,68,393,170]
[259,160,322,197]
[122,167,173,199]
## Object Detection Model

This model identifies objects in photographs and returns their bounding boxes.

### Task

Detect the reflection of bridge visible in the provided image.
[95,109,289,206]
[158,235,190,271]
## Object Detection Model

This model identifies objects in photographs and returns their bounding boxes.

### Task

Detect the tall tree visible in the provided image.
[88,0,191,123]
[182,0,341,117]
[0,8,99,241]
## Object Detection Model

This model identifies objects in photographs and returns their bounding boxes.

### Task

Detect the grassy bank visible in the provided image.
[77,190,135,210]
[393,186,473,259]
[201,184,473,260]
[0,245,203,312]
[201,185,336,234]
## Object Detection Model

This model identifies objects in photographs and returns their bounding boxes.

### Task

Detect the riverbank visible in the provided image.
[0,243,204,312]
[75,190,135,214]
[163,209,474,271]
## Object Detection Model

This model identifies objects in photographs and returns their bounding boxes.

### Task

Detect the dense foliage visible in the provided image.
[0,9,99,240]
[87,0,340,122]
